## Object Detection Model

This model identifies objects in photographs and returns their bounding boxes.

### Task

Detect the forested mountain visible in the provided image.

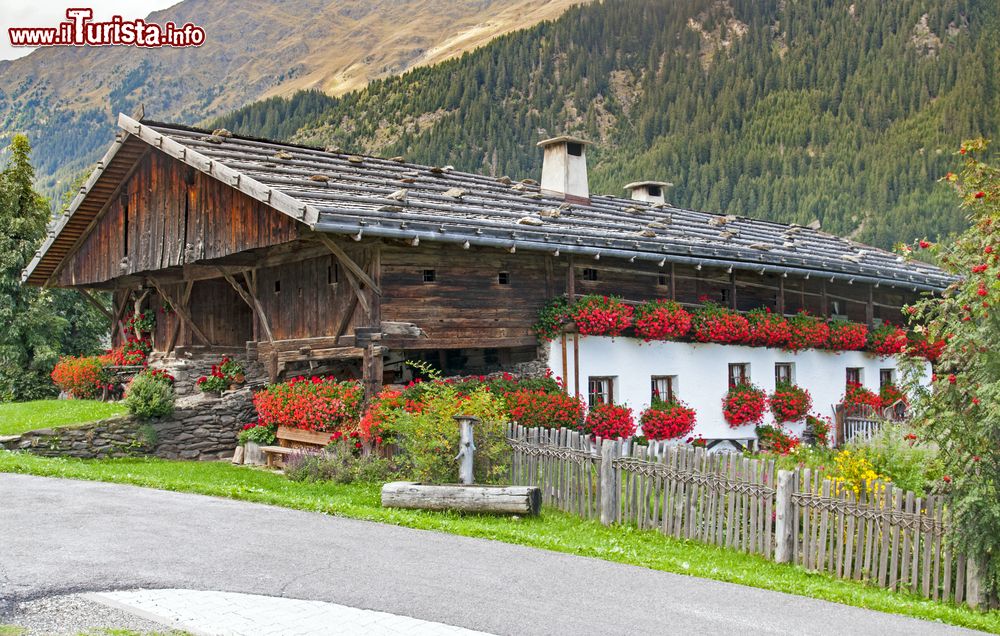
[216,0,1000,248]
[0,0,585,204]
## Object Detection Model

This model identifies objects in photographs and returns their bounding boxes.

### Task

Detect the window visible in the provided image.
[775,363,793,385]
[830,300,842,316]
[879,368,895,388]
[720,288,730,304]
[728,363,750,388]
[582,268,598,281]
[423,269,436,283]
[497,271,510,285]
[648,185,662,198]
[567,142,583,157]
[846,367,862,385]
[327,263,339,285]
[651,376,676,403]
[657,274,669,287]
[273,279,281,294]
[588,376,614,408]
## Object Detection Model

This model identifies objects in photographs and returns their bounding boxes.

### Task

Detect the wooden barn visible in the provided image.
[24,114,951,425]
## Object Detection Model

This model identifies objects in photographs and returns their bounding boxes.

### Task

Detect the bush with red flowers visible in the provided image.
[867,323,908,356]
[722,383,767,427]
[755,424,800,454]
[879,383,907,407]
[842,381,882,414]
[506,389,584,429]
[254,376,364,432]
[745,308,790,348]
[768,382,812,422]
[634,299,692,341]
[196,356,245,393]
[51,355,110,399]
[827,320,868,351]
[691,303,750,344]
[633,299,692,342]
[106,336,152,366]
[640,399,697,440]
[533,296,571,342]
[804,414,832,446]
[572,295,634,337]
[583,403,636,439]
[124,312,155,334]
[785,311,830,351]
[907,336,945,362]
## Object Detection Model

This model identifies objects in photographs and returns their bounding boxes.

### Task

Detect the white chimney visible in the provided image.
[537,136,592,203]
[624,181,672,204]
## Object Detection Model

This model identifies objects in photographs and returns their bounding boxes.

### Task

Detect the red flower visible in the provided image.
[691,303,750,344]
[633,299,691,342]
[918,240,931,249]
[948,374,957,384]
[974,191,985,199]
[746,308,790,348]
[942,475,952,483]
[827,321,868,351]
[723,383,766,428]
[768,383,812,422]
[583,403,636,439]
[572,295,634,337]
[640,400,697,440]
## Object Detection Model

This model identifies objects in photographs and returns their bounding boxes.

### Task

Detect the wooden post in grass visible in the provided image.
[600,440,617,526]
[966,555,987,609]
[774,470,795,563]
[454,415,478,485]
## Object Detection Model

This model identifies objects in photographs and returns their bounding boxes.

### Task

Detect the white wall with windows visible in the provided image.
[548,336,931,441]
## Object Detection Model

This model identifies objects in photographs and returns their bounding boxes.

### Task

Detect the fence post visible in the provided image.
[600,440,616,526]
[966,555,987,609]
[774,469,794,563]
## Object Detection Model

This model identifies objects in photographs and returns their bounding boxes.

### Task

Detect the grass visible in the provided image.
[0,400,126,436]
[0,452,997,634]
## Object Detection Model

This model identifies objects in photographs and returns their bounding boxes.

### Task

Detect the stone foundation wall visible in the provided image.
[147,351,268,397]
[0,388,255,461]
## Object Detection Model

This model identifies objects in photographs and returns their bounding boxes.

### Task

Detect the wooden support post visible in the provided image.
[778,276,786,315]
[362,246,383,401]
[573,333,580,400]
[112,289,133,344]
[454,415,478,485]
[866,285,875,327]
[165,280,193,354]
[966,555,987,609]
[567,255,576,301]
[669,262,676,301]
[729,272,737,310]
[600,440,618,526]
[774,470,795,563]
[316,234,382,294]
[149,277,212,347]
[217,267,274,342]
[76,288,114,322]
[820,280,829,318]
[560,332,569,395]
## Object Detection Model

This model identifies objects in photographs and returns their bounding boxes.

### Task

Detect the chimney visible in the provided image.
[537,136,592,204]
[624,181,672,204]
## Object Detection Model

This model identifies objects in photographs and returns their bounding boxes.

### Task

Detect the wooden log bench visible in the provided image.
[381,481,542,516]
[260,426,333,468]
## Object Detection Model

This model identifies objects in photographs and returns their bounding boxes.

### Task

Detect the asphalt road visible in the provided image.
[0,474,985,635]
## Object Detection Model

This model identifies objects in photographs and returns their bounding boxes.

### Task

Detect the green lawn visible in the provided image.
[0,452,997,634]
[0,400,126,436]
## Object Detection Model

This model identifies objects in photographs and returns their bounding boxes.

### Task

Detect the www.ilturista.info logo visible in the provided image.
[8,8,205,49]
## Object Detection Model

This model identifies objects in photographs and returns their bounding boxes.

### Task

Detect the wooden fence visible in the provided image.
[506,424,987,608]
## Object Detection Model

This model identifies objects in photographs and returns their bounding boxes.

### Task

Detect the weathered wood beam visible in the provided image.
[216,266,274,343]
[112,290,132,344]
[165,280,193,353]
[363,245,383,401]
[149,277,211,347]
[315,234,381,295]
[380,322,425,338]
[77,288,113,322]
[334,294,359,344]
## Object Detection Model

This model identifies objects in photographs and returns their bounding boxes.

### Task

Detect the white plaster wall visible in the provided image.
[548,336,931,441]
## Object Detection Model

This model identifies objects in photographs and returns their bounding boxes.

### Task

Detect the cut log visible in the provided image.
[381,481,541,516]
[231,445,245,465]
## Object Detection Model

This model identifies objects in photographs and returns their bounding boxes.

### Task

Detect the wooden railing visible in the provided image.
[506,424,987,608]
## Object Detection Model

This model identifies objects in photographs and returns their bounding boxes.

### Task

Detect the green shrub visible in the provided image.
[284,443,394,484]
[123,370,175,419]
[383,381,510,484]
[849,423,942,497]
[238,422,276,446]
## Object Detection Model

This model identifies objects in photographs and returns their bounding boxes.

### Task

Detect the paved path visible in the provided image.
[0,474,985,635]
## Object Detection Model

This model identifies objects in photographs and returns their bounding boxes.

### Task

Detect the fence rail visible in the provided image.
[506,424,986,608]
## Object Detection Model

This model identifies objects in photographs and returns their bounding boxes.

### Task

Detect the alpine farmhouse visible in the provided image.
[23,114,951,442]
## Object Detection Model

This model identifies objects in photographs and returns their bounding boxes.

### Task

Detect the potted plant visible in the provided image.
[237,422,276,465]
[571,295,634,337]
[639,398,697,441]
[768,382,812,423]
[722,382,766,428]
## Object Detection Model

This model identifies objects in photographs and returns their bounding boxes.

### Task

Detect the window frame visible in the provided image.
[651,375,676,404]
[879,368,895,388]
[587,376,615,408]
[728,363,750,388]
[774,363,793,385]
[846,367,863,385]
[422,269,437,283]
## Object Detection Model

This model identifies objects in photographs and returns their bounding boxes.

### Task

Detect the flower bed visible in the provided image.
[785,311,829,351]
[572,295,634,337]
[51,356,110,399]
[196,356,245,393]
[633,299,691,341]
[827,320,868,351]
[768,382,812,422]
[583,403,636,439]
[745,308,790,348]
[640,400,696,440]
[506,389,584,429]
[755,424,800,454]
[723,383,766,427]
[868,324,908,356]
[843,381,882,413]
[253,376,364,432]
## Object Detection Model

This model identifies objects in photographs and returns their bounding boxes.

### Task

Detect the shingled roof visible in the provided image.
[24,114,954,291]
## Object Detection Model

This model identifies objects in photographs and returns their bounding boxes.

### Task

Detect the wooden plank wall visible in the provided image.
[58,150,300,287]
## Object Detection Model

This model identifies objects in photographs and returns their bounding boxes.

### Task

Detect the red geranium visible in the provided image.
[691,303,750,344]
[867,323,908,356]
[842,381,881,414]
[583,403,636,439]
[51,355,109,399]
[572,295,634,337]
[745,308,790,348]
[879,383,907,407]
[755,424,800,455]
[253,376,364,432]
[723,383,766,427]
[786,311,829,351]
[907,336,945,362]
[827,320,868,351]
[633,299,691,341]
[506,389,584,429]
[640,400,697,440]
[768,382,812,422]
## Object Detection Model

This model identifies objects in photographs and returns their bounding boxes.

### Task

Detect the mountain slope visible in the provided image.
[0,0,587,202]
[216,0,1000,249]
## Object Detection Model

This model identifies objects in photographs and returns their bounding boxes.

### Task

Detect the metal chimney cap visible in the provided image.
[624,181,673,191]
[536,136,593,148]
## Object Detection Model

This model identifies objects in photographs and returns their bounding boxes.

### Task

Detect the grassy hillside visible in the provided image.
[216,0,1000,248]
